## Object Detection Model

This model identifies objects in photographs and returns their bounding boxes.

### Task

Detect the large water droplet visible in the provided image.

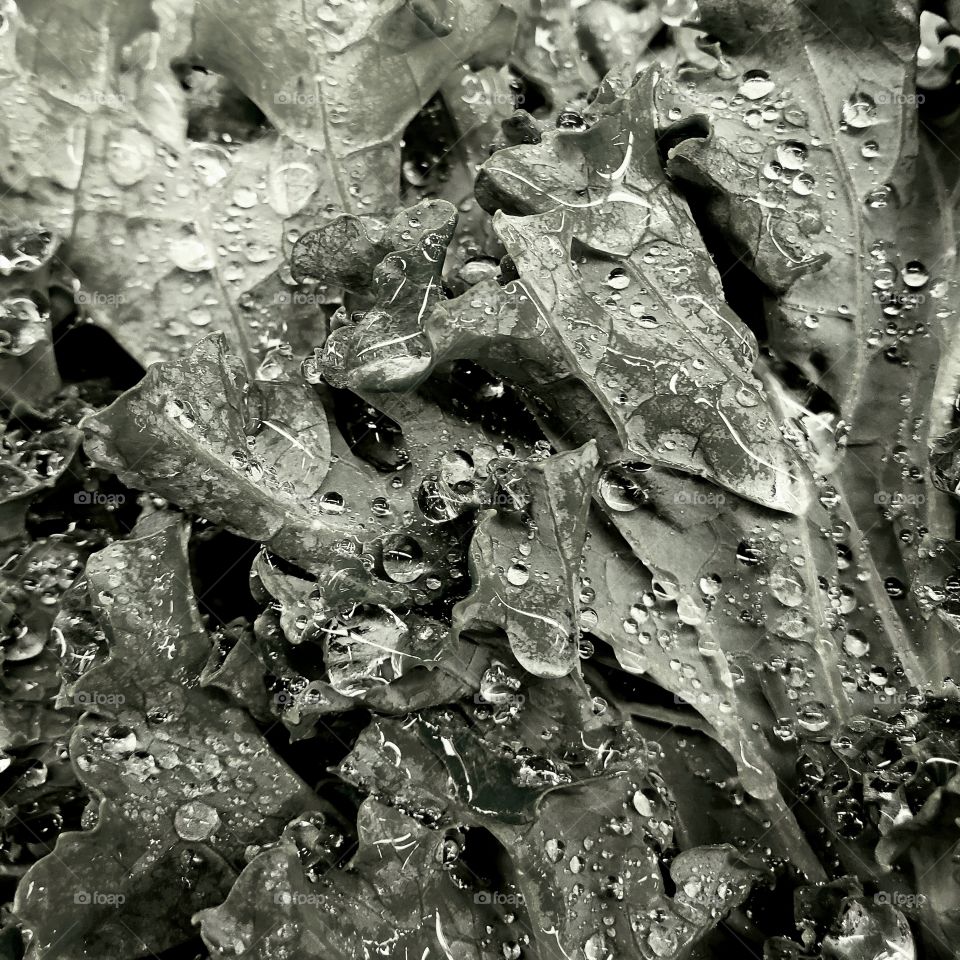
[738,70,775,101]
[105,129,155,187]
[902,261,929,289]
[382,534,425,583]
[169,232,215,273]
[479,661,523,705]
[174,800,220,841]
[769,560,805,607]
[776,140,807,171]
[841,92,879,129]
[598,463,651,513]
[661,0,699,27]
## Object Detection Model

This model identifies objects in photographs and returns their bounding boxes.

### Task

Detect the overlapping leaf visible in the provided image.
[334,678,755,960]
[479,70,809,513]
[5,4,960,959]
[14,514,316,959]
[1,0,527,367]
[198,797,520,960]
[654,0,919,414]
[454,442,598,677]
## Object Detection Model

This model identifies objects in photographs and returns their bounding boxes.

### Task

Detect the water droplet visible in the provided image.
[738,70,775,101]
[545,837,565,862]
[736,539,765,566]
[103,723,138,758]
[784,107,808,127]
[583,931,608,960]
[762,160,782,181]
[769,560,805,607]
[633,790,654,817]
[479,661,522,705]
[598,463,650,513]
[883,576,906,598]
[105,129,155,187]
[319,491,345,515]
[866,184,894,209]
[606,267,630,290]
[773,717,796,741]
[382,535,425,583]
[232,186,258,209]
[507,563,530,587]
[174,800,220,841]
[776,140,807,171]
[556,110,588,130]
[842,92,878,129]
[268,162,319,216]
[902,261,929,289]
[169,232,214,273]
[797,700,831,733]
[699,574,722,596]
[190,145,231,187]
[843,631,870,657]
[792,172,815,196]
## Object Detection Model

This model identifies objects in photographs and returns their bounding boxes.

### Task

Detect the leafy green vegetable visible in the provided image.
[198,797,520,960]
[15,514,317,959]
[454,441,597,677]
[5,2,960,959]
[655,0,918,414]
[482,71,808,513]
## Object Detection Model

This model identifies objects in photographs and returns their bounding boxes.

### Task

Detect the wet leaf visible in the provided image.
[0,422,80,546]
[655,0,919,414]
[481,71,809,513]
[335,679,754,960]
[822,896,916,960]
[454,442,598,677]
[0,223,62,414]
[82,335,338,569]
[198,798,518,960]
[191,0,520,211]
[14,514,317,960]
[311,200,457,391]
